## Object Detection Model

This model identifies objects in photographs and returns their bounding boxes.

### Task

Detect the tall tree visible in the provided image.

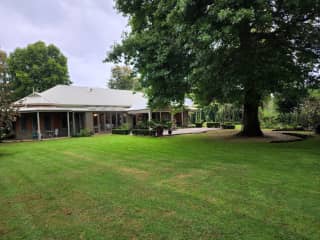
[7,41,71,100]
[0,50,16,141]
[106,0,320,136]
[108,65,141,90]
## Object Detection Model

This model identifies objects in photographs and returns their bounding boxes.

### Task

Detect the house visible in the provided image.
[12,85,196,140]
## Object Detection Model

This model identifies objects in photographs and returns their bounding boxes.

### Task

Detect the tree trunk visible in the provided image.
[240,91,263,137]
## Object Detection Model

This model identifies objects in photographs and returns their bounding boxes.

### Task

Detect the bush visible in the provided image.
[135,121,149,129]
[221,122,235,129]
[73,128,93,137]
[112,129,130,135]
[132,129,156,136]
[118,123,130,130]
[261,116,278,129]
[206,122,221,128]
[222,125,235,129]
[162,121,172,130]
[195,122,203,128]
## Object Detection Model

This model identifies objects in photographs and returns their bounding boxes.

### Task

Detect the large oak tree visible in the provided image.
[8,41,71,100]
[107,0,320,136]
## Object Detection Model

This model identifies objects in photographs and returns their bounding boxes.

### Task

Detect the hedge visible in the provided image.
[132,129,156,136]
[72,128,94,137]
[206,122,221,128]
[221,124,235,129]
[112,129,130,135]
[195,122,203,128]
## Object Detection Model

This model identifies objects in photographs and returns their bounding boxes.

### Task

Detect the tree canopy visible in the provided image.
[107,0,320,136]
[108,65,141,90]
[7,41,71,100]
[0,50,16,140]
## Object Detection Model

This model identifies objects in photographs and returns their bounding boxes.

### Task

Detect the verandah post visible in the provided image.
[37,112,41,140]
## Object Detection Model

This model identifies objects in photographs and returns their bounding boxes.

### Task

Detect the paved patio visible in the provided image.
[164,128,215,136]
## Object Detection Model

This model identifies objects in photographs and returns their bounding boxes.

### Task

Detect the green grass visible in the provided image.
[0,132,319,239]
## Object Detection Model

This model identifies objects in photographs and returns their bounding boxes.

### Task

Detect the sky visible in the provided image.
[0,0,128,87]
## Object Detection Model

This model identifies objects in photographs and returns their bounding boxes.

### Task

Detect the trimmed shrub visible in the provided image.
[195,122,203,128]
[221,122,235,129]
[206,122,221,128]
[221,124,235,129]
[112,129,130,135]
[132,129,156,136]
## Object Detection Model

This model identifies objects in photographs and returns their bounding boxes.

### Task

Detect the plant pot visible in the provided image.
[156,126,164,137]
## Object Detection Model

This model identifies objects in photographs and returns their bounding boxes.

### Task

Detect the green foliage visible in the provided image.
[260,95,280,129]
[193,102,242,125]
[72,129,93,137]
[108,65,141,91]
[299,95,320,132]
[7,41,71,100]
[135,121,149,129]
[221,122,236,129]
[132,129,156,136]
[195,122,203,128]
[275,88,308,114]
[107,0,320,136]
[112,129,130,135]
[118,123,130,130]
[206,122,221,128]
[0,50,17,141]
[148,120,172,130]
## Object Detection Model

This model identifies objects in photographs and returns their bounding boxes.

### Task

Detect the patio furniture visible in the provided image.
[54,129,59,137]
[46,130,54,138]
[32,131,38,140]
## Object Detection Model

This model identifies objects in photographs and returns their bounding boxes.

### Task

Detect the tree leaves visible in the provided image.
[107,0,320,111]
[7,41,71,100]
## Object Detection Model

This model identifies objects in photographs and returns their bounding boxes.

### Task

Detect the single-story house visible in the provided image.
[12,85,197,140]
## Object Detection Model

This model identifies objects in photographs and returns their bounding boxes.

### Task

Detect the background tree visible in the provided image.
[7,41,71,100]
[108,65,141,91]
[275,88,308,114]
[298,90,320,133]
[0,50,16,141]
[107,0,320,136]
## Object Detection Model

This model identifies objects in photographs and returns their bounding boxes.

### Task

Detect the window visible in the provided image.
[44,115,51,130]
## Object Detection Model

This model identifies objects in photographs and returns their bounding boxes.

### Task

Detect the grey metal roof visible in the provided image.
[15,85,197,112]
[15,85,146,108]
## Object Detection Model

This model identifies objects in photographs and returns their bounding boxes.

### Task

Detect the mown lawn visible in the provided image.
[0,131,319,239]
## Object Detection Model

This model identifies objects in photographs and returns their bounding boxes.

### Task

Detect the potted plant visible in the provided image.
[155,125,164,136]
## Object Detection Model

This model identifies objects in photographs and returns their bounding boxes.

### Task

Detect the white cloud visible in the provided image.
[0,0,127,87]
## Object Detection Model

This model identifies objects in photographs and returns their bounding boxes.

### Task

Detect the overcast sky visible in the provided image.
[0,0,128,87]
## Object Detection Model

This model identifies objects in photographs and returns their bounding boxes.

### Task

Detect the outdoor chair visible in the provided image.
[54,129,59,137]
